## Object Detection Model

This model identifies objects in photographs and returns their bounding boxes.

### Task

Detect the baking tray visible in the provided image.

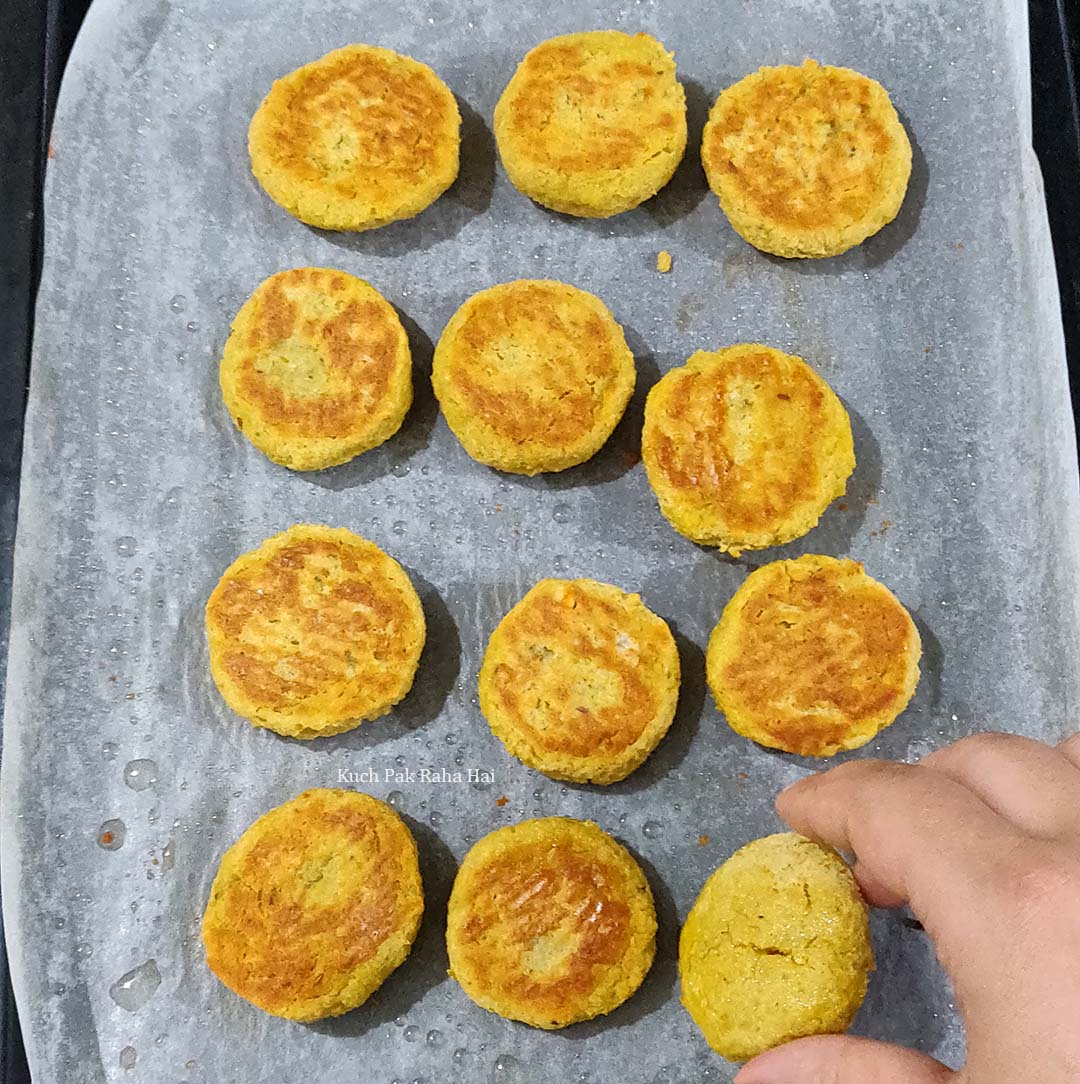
[5,0,1080,1081]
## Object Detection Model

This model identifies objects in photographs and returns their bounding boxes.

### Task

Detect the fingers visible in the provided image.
[1058,730,1080,772]
[923,732,1080,840]
[735,1035,953,1084]
[776,759,1027,939]
[849,861,907,909]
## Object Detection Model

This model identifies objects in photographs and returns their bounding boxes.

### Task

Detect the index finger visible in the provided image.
[776,759,1028,942]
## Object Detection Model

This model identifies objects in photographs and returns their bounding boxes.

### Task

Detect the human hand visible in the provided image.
[736,732,1080,1083]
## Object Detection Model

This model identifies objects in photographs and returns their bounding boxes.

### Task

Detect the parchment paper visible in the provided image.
[5,0,1080,1080]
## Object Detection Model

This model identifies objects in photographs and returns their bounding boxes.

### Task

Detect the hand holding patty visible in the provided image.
[738,731,1080,1083]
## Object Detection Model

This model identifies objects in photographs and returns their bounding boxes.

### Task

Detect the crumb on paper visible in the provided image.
[924,345,933,354]
[698,834,710,846]
[837,502,848,512]
[656,250,673,273]
[622,449,641,469]
[124,692,136,700]
[495,795,509,807]
[494,503,503,512]
[47,141,55,159]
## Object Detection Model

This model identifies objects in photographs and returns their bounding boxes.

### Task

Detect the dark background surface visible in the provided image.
[0,1,1077,1080]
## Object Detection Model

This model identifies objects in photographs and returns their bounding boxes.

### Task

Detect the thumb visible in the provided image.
[735,1034,954,1084]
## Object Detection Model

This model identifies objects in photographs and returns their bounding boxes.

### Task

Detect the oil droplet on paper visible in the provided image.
[169,294,186,313]
[119,1046,137,1070]
[494,1053,522,1077]
[115,536,137,558]
[387,791,404,809]
[98,819,126,850]
[403,1024,420,1042]
[642,820,664,839]
[551,503,572,524]
[161,840,175,871]
[123,759,158,791]
[109,959,161,1012]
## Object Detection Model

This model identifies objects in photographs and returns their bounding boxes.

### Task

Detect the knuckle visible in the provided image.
[957,730,1025,755]
[1059,730,1080,756]
[990,847,1080,918]
[931,730,1030,767]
